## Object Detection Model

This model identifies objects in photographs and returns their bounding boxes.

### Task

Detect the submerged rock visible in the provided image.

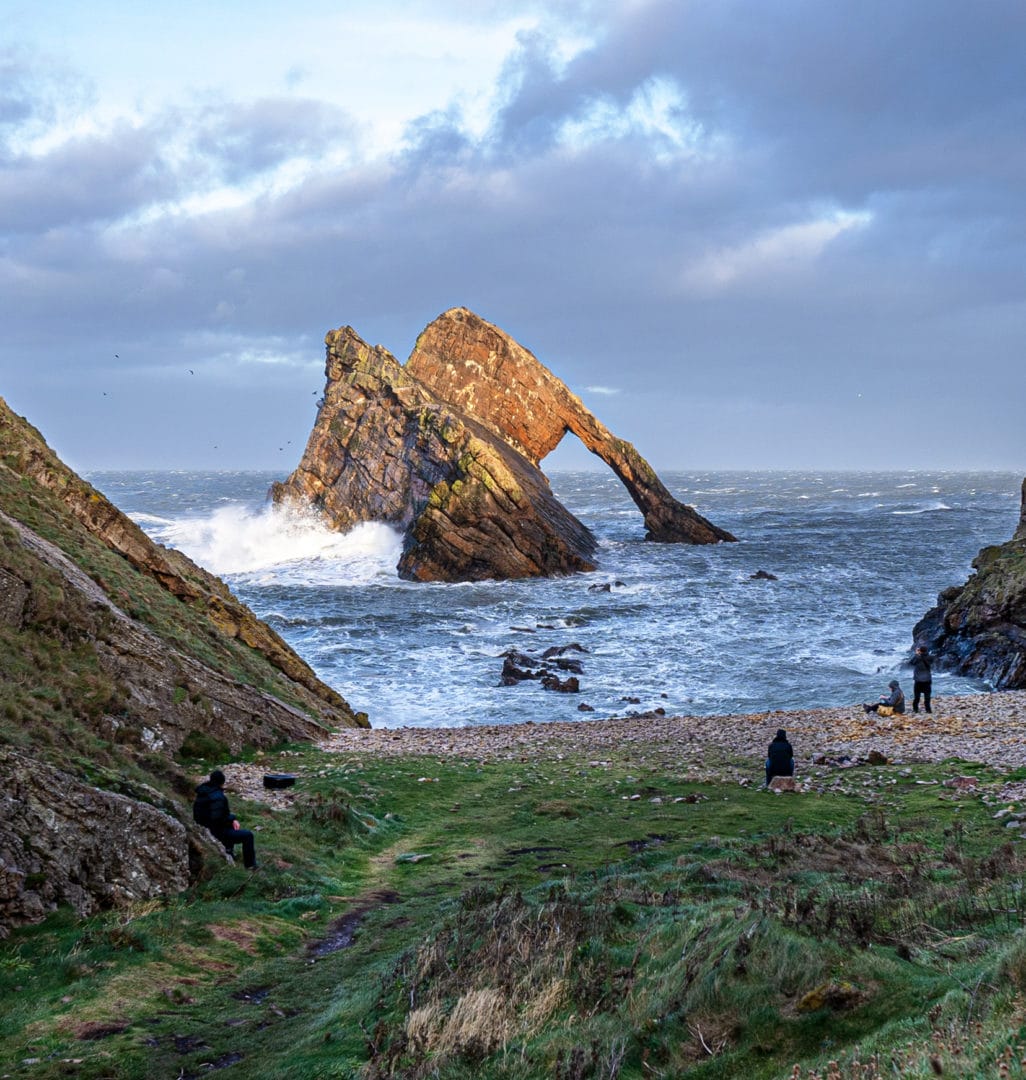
[914,477,1026,688]
[273,307,734,582]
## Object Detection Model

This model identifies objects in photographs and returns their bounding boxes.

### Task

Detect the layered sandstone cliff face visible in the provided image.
[0,397,365,934]
[273,308,734,581]
[914,478,1026,688]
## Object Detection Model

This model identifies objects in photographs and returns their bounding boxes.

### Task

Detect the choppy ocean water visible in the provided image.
[86,470,1021,729]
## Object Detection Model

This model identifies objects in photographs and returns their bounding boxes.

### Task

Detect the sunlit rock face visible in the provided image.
[274,307,734,583]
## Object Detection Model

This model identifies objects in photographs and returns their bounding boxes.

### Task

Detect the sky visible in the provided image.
[2,0,1025,473]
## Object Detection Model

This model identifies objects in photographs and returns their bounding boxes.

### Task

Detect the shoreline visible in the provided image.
[319,690,1026,769]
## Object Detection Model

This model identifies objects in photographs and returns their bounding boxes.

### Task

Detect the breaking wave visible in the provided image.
[891,501,952,516]
[134,504,403,585]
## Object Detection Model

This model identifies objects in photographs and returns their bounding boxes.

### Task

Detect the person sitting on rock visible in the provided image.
[765,728,794,787]
[192,769,258,869]
[863,679,905,716]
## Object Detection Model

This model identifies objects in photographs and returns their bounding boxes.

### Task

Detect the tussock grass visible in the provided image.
[4,746,1026,1078]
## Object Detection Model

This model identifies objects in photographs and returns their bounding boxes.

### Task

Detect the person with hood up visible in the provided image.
[765,729,794,787]
[192,769,257,869]
[863,679,905,715]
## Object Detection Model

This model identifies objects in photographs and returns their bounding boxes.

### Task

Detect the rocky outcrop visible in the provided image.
[914,479,1026,688]
[0,396,368,934]
[273,308,733,581]
[0,749,189,936]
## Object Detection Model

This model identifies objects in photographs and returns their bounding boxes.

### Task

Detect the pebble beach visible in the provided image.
[317,691,1026,768]
[222,691,1026,821]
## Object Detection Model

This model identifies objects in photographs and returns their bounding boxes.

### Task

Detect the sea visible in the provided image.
[85,470,1022,730]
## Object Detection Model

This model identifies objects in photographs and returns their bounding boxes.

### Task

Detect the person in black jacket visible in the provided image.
[765,729,794,786]
[193,769,257,869]
[911,645,933,714]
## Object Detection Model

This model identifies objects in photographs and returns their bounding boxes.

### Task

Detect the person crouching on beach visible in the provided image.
[863,679,905,716]
[765,729,794,786]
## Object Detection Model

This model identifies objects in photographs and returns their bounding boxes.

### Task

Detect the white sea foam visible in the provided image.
[891,502,952,515]
[97,467,1016,726]
[143,504,403,584]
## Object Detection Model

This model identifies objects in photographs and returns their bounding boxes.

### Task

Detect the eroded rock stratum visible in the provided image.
[273,307,735,581]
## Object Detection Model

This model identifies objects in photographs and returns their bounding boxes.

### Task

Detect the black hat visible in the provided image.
[209,769,226,787]
[775,729,786,739]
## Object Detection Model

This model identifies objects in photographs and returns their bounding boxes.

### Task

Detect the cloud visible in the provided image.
[191,97,359,183]
[2,2,1025,470]
[681,210,872,293]
[585,385,619,395]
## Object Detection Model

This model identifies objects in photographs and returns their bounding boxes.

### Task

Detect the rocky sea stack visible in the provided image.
[914,477,1026,687]
[0,398,365,934]
[272,307,735,581]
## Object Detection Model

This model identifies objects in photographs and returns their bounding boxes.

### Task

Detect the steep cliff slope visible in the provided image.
[0,397,365,934]
[914,478,1026,687]
[273,308,733,581]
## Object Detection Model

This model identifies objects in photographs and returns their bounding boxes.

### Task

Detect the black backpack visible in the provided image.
[192,785,215,827]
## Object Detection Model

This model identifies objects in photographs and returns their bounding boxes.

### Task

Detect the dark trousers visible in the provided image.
[215,827,257,868]
[913,681,932,713]
[766,760,794,786]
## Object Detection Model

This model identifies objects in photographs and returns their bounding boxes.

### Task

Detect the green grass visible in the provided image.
[3,745,1026,1078]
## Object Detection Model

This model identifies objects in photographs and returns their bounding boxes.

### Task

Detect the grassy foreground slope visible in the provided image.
[3,733,1026,1079]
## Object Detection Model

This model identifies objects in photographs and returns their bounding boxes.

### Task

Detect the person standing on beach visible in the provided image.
[911,645,933,714]
[193,769,258,869]
[765,729,794,786]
